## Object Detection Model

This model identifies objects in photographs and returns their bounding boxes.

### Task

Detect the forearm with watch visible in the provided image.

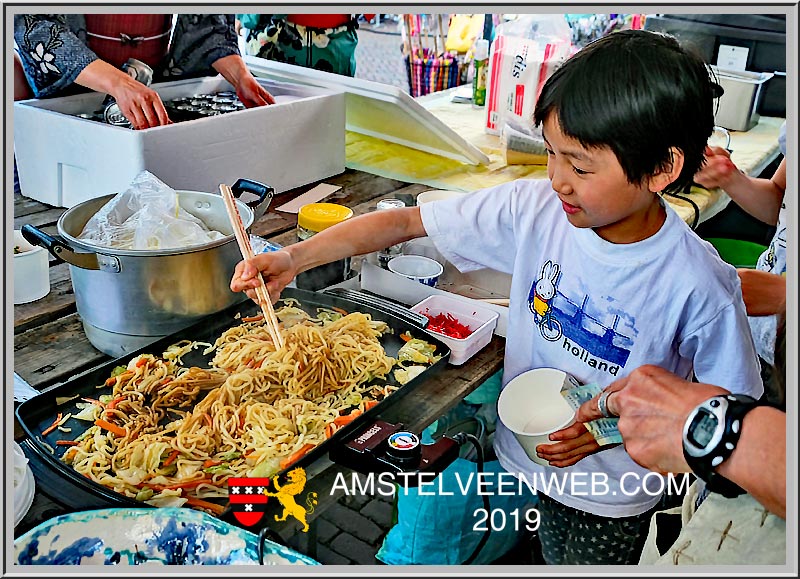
[683,396,786,518]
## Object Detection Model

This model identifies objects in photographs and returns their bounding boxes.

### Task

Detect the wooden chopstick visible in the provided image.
[219,184,284,349]
[478,298,510,306]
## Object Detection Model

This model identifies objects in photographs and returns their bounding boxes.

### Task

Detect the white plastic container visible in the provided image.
[497,368,577,466]
[711,66,774,131]
[411,294,499,365]
[13,230,50,304]
[14,76,344,207]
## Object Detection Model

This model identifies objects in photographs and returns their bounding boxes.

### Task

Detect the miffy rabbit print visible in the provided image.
[527,259,633,376]
[528,260,563,341]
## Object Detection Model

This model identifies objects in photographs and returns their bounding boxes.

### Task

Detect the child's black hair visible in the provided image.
[533,29,716,195]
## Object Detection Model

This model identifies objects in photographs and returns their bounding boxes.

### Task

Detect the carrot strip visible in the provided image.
[94,418,127,438]
[331,306,348,316]
[325,423,335,439]
[364,400,379,411]
[56,440,79,446]
[106,396,125,410]
[241,314,264,323]
[184,496,226,515]
[163,449,180,466]
[280,443,315,470]
[105,376,117,386]
[203,459,221,468]
[332,410,362,427]
[42,413,63,437]
[135,357,148,368]
[399,332,413,342]
[203,414,213,428]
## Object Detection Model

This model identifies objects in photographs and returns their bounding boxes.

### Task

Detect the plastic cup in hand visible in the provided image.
[497,368,576,466]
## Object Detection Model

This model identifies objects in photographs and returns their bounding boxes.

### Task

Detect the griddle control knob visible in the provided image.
[385,431,422,467]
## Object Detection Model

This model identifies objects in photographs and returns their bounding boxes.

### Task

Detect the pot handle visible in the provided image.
[21,224,100,270]
[231,178,274,222]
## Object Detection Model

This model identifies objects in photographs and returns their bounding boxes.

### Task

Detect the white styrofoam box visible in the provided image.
[14,76,345,207]
[411,294,499,365]
[360,261,509,338]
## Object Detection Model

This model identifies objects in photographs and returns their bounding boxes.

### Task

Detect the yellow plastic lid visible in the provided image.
[297,203,354,233]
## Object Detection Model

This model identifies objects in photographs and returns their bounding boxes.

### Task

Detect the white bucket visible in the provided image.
[497,368,577,466]
[13,230,50,304]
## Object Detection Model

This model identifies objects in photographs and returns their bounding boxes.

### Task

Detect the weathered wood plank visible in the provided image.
[14,207,66,230]
[249,169,402,239]
[14,263,76,333]
[13,314,110,390]
[14,192,55,218]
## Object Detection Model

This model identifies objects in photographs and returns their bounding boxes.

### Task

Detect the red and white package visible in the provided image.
[485,34,571,135]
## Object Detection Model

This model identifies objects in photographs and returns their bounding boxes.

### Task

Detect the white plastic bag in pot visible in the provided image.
[485,15,573,135]
[78,171,225,250]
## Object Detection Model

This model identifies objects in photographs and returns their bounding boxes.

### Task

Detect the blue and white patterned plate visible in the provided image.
[14,508,319,566]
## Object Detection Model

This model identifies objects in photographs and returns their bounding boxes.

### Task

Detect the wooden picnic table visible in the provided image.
[12,169,506,543]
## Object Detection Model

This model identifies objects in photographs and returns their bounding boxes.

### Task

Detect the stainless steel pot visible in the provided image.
[22,179,273,357]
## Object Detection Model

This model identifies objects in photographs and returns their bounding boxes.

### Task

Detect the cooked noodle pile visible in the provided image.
[62,303,401,512]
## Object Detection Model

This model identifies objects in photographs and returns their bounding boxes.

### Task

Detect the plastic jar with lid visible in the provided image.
[295,203,354,291]
[375,198,406,269]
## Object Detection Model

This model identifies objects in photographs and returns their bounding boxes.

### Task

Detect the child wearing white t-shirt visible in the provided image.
[232,30,763,565]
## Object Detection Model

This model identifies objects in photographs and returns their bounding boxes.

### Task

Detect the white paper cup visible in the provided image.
[497,368,577,466]
[387,255,443,287]
[13,230,50,304]
[415,189,468,206]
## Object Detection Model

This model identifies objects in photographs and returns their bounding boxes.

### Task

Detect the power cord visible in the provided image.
[451,432,491,565]
[665,183,701,230]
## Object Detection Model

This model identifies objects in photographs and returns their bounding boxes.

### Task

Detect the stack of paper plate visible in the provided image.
[13,441,35,527]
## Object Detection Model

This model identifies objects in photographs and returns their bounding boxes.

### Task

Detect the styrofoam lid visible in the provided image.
[243,56,490,166]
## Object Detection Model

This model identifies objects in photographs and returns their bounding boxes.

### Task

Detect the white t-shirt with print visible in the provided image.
[420,180,763,518]
[750,122,787,365]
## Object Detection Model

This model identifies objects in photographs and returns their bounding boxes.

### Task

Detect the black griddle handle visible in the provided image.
[322,288,429,330]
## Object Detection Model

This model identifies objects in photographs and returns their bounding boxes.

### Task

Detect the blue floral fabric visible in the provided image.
[14,14,240,98]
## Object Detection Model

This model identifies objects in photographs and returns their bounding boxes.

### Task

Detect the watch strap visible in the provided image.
[684,394,758,499]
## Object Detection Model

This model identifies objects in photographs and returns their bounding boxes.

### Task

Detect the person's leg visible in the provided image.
[537,492,655,565]
[535,492,574,565]
[563,504,656,565]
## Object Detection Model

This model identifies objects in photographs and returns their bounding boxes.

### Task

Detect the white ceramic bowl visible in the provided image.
[497,368,576,466]
[388,255,443,287]
[15,508,320,565]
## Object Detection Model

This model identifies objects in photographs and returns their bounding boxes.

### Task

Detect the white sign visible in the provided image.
[717,44,749,71]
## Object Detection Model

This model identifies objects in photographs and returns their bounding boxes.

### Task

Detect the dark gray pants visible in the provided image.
[536,492,656,565]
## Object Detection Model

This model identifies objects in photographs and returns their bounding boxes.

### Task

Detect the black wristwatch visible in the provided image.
[682,393,759,498]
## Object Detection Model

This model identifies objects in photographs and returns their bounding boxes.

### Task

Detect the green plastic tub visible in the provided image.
[705,237,768,268]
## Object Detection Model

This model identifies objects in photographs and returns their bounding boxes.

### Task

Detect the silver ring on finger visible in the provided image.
[597,390,615,418]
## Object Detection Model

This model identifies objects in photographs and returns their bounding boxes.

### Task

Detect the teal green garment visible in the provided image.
[240,15,357,77]
[376,458,536,565]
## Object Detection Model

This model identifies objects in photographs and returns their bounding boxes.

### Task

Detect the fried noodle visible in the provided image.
[63,304,401,510]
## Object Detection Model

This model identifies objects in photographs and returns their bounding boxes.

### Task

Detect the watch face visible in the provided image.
[688,410,718,448]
